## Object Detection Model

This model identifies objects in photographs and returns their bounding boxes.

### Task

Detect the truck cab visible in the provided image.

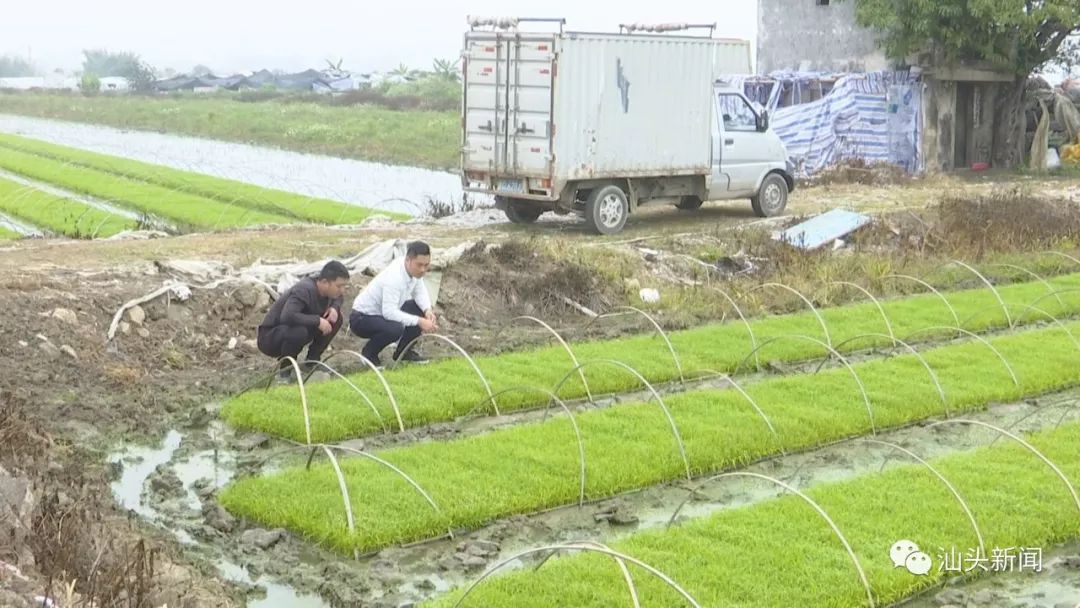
[706,84,793,218]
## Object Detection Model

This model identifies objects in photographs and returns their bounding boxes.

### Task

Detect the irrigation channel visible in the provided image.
[0,114,479,217]
[108,374,1080,607]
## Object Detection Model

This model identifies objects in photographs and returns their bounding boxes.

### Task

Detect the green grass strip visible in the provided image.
[0,176,137,238]
[219,320,1080,555]
[0,224,22,240]
[423,422,1080,607]
[222,273,1080,442]
[0,146,295,230]
[0,93,459,170]
[0,133,408,223]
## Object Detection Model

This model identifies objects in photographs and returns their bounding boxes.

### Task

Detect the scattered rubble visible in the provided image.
[202,503,237,533]
[0,466,34,566]
[241,528,286,550]
[50,308,78,325]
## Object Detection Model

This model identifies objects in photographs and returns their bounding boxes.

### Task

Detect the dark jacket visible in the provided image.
[259,277,342,330]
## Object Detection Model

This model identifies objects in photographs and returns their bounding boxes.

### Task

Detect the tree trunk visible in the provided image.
[990,76,1029,169]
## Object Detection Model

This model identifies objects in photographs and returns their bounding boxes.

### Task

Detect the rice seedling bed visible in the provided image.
[219,321,1080,555]
[422,420,1080,607]
[0,146,295,230]
[0,176,137,238]
[0,223,22,239]
[0,133,407,223]
[222,273,1080,443]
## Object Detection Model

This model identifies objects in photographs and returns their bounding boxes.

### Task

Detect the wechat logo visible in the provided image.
[891,539,932,575]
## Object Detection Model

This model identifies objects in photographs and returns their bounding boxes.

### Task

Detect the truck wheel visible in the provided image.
[676,195,703,211]
[585,185,629,235]
[751,174,789,217]
[504,200,542,224]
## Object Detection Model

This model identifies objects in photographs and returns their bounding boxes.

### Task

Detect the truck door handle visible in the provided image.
[479,121,493,132]
[725,138,735,145]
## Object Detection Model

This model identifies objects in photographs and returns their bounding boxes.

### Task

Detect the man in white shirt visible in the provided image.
[350,241,438,366]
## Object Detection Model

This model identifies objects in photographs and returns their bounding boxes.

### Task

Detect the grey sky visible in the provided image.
[2,1,759,75]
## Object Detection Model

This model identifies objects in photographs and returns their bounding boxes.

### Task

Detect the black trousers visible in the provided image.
[349,300,423,362]
[257,315,342,367]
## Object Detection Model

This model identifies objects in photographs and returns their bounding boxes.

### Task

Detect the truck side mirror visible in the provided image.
[757,110,769,132]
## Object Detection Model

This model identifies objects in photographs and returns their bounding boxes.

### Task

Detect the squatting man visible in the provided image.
[256,261,349,381]
[350,241,438,366]
[256,241,438,379]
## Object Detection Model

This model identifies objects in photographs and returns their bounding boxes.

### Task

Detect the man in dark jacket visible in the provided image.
[258,261,349,380]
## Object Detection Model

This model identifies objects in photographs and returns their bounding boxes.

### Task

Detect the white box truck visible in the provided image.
[460,18,794,234]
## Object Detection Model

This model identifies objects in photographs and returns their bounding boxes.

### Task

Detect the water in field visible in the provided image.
[108,426,329,608]
[0,114,469,217]
[0,212,41,236]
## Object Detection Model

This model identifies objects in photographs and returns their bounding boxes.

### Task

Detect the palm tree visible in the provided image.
[324,58,345,76]
[432,58,460,81]
[390,63,413,79]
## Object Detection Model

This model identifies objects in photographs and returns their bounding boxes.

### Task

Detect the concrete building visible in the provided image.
[757,0,1016,172]
[757,0,889,74]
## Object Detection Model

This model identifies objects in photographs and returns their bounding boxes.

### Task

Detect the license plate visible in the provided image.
[498,179,525,193]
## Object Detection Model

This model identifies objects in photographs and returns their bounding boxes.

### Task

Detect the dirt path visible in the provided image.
[0,167,1060,275]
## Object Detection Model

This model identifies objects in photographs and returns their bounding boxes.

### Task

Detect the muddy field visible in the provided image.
[3,138,1080,608]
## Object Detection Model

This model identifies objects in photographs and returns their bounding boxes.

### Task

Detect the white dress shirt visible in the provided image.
[352,258,432,326]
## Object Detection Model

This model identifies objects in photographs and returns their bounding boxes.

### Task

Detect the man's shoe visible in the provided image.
[395,350,429,365]
[301,359,323,373]
[275,368,295,384]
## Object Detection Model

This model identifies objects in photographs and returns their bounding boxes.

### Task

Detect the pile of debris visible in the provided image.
[1026,79,1080,170]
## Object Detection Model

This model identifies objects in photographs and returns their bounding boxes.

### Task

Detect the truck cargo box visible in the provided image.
[461,27,752,199]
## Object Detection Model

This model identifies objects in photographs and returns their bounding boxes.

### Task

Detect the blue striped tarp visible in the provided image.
[738,71,923,178]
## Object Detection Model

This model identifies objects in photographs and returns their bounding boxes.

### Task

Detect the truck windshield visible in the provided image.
[718,94,758,132]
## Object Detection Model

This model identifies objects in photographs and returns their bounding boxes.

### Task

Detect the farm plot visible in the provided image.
[0,176,137,238]
[0,146,298,230]
[222,272,1080,442]
[0,133,408,223]
[422,421,1080,607]
[219,320,1080,555]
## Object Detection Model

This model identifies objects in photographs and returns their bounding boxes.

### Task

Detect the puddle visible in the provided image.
[215,561,327,608]
[107,425,329,608]
[110,429,182,519]
[0,114,479,216]
[901,539,1080,608]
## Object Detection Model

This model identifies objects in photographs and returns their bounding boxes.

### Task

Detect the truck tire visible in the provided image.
[585,185,629,235]
[503,199,543,224]
[676,195,703,211]
[751,173,789,217]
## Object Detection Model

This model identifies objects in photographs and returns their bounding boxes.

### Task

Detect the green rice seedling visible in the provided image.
[423,421,1080,607]
[219,321,1080,555]
[0,147,295,229]
[0,177,137,238]
[0,224,22,239]
[222,273,1080,442]
[0,133,408,223]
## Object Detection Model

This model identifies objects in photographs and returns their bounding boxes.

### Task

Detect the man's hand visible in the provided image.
[418,317,437,334]
[323,307,339,325]
[318,317,333,336]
